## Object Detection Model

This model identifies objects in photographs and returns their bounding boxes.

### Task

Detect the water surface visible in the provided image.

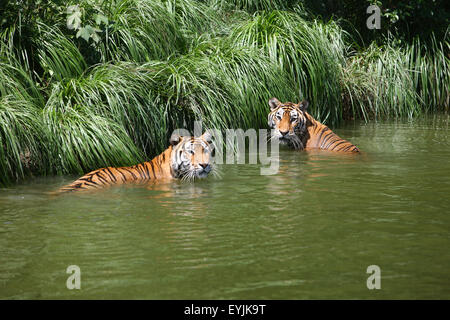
[1,115,449,299]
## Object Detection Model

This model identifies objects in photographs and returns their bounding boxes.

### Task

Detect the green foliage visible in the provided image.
[0,0,448,186]
[208,0,294,13]
[342,42,421,120]
[409,39,450,112]
[42,101,142,175]
[300,0,450,45]
[0,96,47,185]
[37,25,88,81]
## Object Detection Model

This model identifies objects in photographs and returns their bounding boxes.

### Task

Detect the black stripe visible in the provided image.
[78,180,98,187]
[341,144,354,152]
[80,174,94,183]
[142,162,151,179]
[330,140,347,151]
[95,171,109,185]
[316,127,330,147]
[104,167,117,182]
[149,161,157,179]
[137,164,147,179]
[121,167,138,180]
[133,164,145,180]
[320,132,334,149]
[324,138,340,150]
[99,168,114,182]
[116,168,128,182]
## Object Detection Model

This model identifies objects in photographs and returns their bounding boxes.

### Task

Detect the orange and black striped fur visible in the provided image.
[268,98,359,152]
[57,132,213,193]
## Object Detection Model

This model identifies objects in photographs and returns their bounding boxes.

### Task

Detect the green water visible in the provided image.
[1,115,450,299]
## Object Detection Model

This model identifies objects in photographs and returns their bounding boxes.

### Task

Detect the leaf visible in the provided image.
[66,5,79,14]
[91,33,101,43]
[76,27,90,41]
[67,10,82,30]
[75,25,103,43]
[94,14,109,26]
[88,25,102,34]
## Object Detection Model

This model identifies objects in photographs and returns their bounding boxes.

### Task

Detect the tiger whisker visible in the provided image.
[267,135,278,143]
[210,165,222,179]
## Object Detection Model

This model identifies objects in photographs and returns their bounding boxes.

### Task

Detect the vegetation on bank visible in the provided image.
[0,0,449,186]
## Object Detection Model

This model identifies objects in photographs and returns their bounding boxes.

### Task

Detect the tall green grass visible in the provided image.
[229,10,347,125]
[43,100,142,175]
[208,0,298,13]
[0,96,47,185]
[0,0,448,186]
[342,42,420,120]
[0,27,48,184]
[409,38,450,112]
[342,38,449,121]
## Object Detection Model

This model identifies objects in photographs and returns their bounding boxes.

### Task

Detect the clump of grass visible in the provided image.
[102,0,186,62]
[184,37,298,128]
[166,0,223,36]
[208,0,298,13]
[37,24,87,82]
[342,36,449,120]
[0,96,47,186]
[42,98,143,175]
[409,38,449,112]
[229,10,347,125]
[0,29,48,186]
[0,27,44,107]
[342,42,421,120]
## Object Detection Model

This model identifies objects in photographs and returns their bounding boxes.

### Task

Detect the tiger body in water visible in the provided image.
[268,97,359,152]
[57,132,213,193]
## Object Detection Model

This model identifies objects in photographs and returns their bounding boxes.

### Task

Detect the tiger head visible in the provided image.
[170,132,213,180]
[268,97,309,150]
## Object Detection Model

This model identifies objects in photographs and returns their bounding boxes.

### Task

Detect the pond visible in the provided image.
[1,115,449,299]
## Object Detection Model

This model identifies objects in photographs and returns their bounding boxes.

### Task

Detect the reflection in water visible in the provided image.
[1,115,450,299]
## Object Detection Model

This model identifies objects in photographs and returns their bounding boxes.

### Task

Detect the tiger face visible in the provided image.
[267,97,309,150]
[170,132,213,180]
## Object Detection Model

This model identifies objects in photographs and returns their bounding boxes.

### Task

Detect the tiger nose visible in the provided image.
[280,130,289,136]
[199,163,210,172]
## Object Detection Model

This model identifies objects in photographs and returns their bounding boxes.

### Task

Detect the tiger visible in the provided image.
[57,132,213,193]
[268,97,359,152]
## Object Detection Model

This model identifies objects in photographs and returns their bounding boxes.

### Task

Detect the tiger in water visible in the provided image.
[267,97,359,152]
[57,132,213,193]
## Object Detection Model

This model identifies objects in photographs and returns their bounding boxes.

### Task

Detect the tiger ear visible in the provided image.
[269,97,281,111]
[170,134,182,146]
[202,131,212,143]
[299,100,309,112]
